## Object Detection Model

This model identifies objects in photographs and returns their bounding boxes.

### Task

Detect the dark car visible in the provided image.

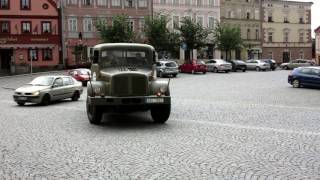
[230,60,247,72]
[261,59,277,71]
[68,68,91,86]
[288,67,320,88]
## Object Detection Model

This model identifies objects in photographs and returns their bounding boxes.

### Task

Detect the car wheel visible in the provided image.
[284,66,289,70]
[213,67,218,73]
[225,70,229,73]
[151,104,171,123]
[255,67,261,71]
[203,71,206,74]
[86,97,103,125]
[242,68,246,72]
[173,74,177,77]
[292,79,301,88]
[17,102,25,106]
[71,91,80,101]
[41,94,51,106]
[82,81,87,86]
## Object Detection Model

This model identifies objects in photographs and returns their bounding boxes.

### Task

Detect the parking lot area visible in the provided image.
[0,70,320,179]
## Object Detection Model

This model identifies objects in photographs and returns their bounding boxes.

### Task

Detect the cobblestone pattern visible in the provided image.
[0,70,319,179]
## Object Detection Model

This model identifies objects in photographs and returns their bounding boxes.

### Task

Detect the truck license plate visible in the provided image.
[146,98,164,103]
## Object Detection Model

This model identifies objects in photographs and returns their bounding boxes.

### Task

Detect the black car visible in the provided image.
[261,59,277,71]
[230,60,247,72]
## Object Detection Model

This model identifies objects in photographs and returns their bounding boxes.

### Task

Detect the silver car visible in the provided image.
[206,59,232,73]
[13,75,83,106]
[246,59,271,71]
[280,59,314,70]
[155,61,179,77]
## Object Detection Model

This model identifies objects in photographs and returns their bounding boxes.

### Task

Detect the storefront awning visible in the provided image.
[0,44,55,49]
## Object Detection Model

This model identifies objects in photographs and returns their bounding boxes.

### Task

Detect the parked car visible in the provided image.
[246,59,271,71]
[68,68,91,86]
[288,67,320,88]
[261,59,277,71]
[280,59,314,70]
[179,60,207,74]
[205,59,232,73]
[230,60,247,72]
[155,61,179,77]
[13,76,83,106]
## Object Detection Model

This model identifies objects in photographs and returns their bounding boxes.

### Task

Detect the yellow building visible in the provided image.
[262,0,313,64]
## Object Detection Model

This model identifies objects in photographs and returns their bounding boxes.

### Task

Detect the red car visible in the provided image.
[68,68,91,86]
[179,60,207,74]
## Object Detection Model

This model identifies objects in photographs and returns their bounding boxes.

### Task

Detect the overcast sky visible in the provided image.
[289,0,319,37]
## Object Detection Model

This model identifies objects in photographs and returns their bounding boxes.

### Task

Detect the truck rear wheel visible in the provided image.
[86,98,103,125]
[151,104,171,123]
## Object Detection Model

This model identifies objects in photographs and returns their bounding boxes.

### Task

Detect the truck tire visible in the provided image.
[86,98,103,125]
[151,104,171,123]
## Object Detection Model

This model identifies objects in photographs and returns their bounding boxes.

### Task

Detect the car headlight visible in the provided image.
[32,91,40,96]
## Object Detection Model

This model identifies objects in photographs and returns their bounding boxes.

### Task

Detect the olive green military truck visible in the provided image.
[86,43,171,125]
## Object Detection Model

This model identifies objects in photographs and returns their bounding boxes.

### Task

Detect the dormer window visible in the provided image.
[21,0,30,10]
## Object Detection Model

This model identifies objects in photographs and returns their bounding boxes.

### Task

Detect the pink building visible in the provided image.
[0,0,61,74]
[61,0,152,68]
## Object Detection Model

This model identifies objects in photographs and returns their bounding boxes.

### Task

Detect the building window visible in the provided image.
[197,0,202,6]
[43,49,52,61]
[208,17,214,30]
[128,19,134,31]
[0,0,9,9]
[41,22,51,34]
[196,16,203,27]
[67,0,77,5]
[185,0,190,5]
[173,0,179,5]
[125,0,135,8]
[139,18,145,32]
[268,32,273,42]
[111,0,121,6]
[83,18,93,32]
[268,52,273,59]
[284,16,289,23]
[138,0,147,7]
[68,18,77,32]
[284,32,289,42]
[299,32,304,42]
[255,29,259,40]
[208,0,214,7]
[97,0,107,6]
[0,21,10,33]
[247,29,250,40]
[173,16,179,29]
[246,12,250,19]
[160,0,166,4]
[21,21,31,33]
[20,0,30,10]
[299,17,304,24]
[83,0,92,6]
[28,49,38,61]
[268,13,273,22]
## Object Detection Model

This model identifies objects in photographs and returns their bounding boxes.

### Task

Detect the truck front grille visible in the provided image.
[112,74,148,96]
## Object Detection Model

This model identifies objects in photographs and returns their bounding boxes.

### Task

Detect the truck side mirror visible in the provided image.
[93,50,99,64]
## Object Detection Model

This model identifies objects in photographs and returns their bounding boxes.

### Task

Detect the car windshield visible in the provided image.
[236,60,244,63]
[99,49,152,68]
[216,59,228,63]
[78,69,90,75]
[28,76,54,86]
[165,62,177,67]
[196,61,205,64]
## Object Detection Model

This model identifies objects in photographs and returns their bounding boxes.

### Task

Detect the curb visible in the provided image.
[0,70,67,80]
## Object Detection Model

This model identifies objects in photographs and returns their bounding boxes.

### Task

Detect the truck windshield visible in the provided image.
[99,49,152,68]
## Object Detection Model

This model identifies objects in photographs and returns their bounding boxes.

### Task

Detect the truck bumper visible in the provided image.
[87,95,171,106]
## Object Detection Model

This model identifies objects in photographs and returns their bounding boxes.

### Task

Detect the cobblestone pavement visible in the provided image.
[0,70,320,179]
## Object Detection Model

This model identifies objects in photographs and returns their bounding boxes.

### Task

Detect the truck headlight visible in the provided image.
[32,91,40,96]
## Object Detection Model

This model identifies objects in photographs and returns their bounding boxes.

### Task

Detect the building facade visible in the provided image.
[315,26,320,65]
[0,0,61,74]
[62,0,152,67]
[220,0,262,60]
[261,0,313,64]
[153,0,221,61]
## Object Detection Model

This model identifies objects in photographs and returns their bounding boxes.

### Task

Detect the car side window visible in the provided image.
[63,77,73,86]
[300,68,312,75]
[312,69,320,75]
[53,78,63,87]
[212,60,216,63]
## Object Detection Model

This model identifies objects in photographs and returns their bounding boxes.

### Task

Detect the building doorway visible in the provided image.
[0,49,13,75]
[283,51,290,63]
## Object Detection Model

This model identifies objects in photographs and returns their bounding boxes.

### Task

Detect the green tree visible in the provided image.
[213,23,244,61]
[179,17,210,62]
[96,15,134,43]
[144,15,180,58]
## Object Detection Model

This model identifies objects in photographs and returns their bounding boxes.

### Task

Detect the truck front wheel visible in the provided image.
[151,104,171,123]
[86,98,103,125]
